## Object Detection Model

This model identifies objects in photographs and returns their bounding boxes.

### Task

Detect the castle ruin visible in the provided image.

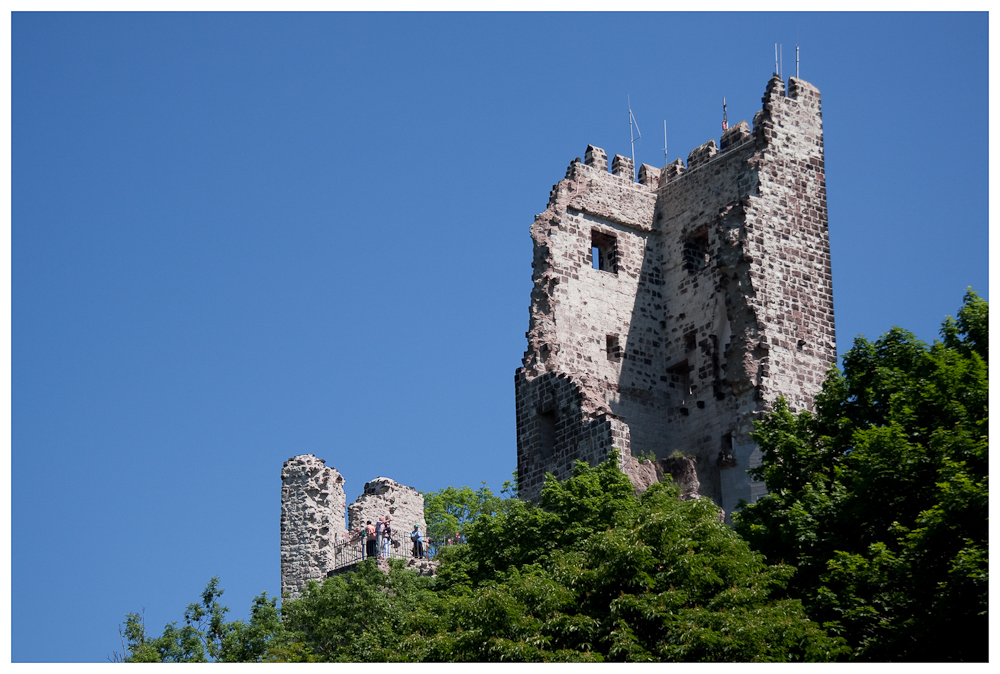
[280,454,428,598]
[515,75,835,520]
[280,75,836,594]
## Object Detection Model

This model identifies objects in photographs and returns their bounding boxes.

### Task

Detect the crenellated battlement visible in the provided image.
[568,76,821,199]
[584,144,607,171]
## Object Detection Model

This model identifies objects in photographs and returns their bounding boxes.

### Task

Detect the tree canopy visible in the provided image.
[734,289,988,661]
[411,456,846,662]
[422,478,514,555]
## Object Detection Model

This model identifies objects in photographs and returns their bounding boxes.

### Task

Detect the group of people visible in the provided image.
[360,516,425,560]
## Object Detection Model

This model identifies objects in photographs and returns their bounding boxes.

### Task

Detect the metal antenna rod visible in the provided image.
[629,95,641,182]
[780,43,783,79]
[774,43,778,75]
[722,97,728,131]
[663,120,667,168]
[796,44,800,79]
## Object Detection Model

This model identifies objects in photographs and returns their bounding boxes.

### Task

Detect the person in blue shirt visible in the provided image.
[410,525,424,559]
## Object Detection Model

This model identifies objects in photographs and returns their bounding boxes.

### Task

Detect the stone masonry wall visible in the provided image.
[280,455,347,599]
[516,145,660,501]
[515,75,835,519]
[346,477,426,557]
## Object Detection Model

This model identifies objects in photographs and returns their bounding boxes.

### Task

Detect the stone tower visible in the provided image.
[280,455,347,599]
[515,75,835,520]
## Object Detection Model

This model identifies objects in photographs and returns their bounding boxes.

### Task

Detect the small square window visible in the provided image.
[591,230,618,274]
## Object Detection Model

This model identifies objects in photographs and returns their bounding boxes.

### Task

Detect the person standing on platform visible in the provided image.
[364,520,377,560]
[410,525,423,559]
[382,517,393,559]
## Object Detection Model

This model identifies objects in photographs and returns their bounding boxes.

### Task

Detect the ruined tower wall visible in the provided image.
[745,76,836,410]
[516,148,661,500]
[346,477,426,556]
[516,75,835,516]
[653,76,834,516]
[280,455,347,599]
[652,126,764,507]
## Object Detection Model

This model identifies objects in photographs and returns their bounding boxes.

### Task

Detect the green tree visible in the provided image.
[734,290,988,661]
[122,458,846,662]
[112,611,160,662]
[422,475,516,556]
[116,577,288,662]
[280,558,442,662]
[393,455,845,662]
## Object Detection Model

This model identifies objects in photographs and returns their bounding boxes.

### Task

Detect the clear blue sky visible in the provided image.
[11,12,988,662]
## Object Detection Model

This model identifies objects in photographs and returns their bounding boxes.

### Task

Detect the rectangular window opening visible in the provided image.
[606,335,621,362]
[683,228,710,274]
[684,330,697,353]
[536,410,557,460]
[666,360,691,406]
[718,432,737,468]
[591,230,618,274]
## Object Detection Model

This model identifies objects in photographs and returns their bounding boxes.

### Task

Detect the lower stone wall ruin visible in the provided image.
[280,454,427,599]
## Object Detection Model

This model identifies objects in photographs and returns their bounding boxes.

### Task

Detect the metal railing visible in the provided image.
[329,535,422,572]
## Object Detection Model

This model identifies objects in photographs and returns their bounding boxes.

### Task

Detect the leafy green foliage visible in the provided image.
[734,290,988,661]
[280,559,442,661]
[423,483,503,555]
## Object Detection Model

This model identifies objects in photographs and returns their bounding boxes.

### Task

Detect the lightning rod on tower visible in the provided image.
[628,95,641,182]
[663,120,667,168]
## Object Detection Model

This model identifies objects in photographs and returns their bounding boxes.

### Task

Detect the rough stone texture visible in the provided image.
[280,455,347,599]
[280,457,428,598]
[346,477,427,560]
[661,455,701,500]
[405,557,440,577]
[621,456,660,494]
[516,75,835,523]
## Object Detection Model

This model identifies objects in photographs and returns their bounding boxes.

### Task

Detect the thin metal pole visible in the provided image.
[630,97,635,180]
[780,43,783,79]
[774,43,778,75]
[663,120,667,167]
[629,95,641,182]
[796,44,800,79]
